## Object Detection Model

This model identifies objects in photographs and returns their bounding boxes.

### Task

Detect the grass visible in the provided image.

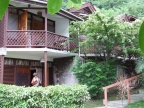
[84,91,119,108]
[125,100,144,108]
[84,99,103,108]
[84,88,140,108]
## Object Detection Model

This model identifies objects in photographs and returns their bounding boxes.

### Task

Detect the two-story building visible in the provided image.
[0,0,96,87]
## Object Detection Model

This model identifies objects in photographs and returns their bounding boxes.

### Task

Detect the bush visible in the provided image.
[0,84,90,108]
[135,56,144,88]
[71,57,117,98]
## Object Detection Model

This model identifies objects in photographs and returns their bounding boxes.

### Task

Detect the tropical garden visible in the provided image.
[0,0,144,107]
[69,9,144,107]
[67,0,144,107]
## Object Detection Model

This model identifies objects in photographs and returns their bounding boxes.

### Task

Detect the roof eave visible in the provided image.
[11,0,83,21]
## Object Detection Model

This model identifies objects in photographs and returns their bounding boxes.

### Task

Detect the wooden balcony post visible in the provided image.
[104,88,108,108]
[102,74,142,108]
[127,80,130,104]
[45,9,48,47]
[44,51,48,86]
[0,55,4,84]
[4,9,8,47]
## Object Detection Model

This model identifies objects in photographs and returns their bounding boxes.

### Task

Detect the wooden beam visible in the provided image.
[45,9,48,47]
[4,9,8,47]
[58,10,83,21]
[12,0,46,7]
[104,89,108,108]
[44,51,48,86]
[0,56,4,83]
[8,6,46,9]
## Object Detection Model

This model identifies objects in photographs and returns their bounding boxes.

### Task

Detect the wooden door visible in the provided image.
[49,67,54,85]
[32,20,44,30]
[3,66,15,85]
[18,11,28,30]
[16,66,30,86]
[18,11,28,47]
[32,20,44,47]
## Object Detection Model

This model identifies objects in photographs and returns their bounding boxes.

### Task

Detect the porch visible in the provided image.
[6,30,73,51]
[2,49,77,87]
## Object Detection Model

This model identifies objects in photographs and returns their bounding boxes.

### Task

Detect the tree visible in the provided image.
[70,11,142,60]
[70,11,143,98]
[77,0,144,18]
[139,22,144,54]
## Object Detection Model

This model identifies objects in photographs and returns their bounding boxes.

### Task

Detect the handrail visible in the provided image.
[103,74,142,108]
[47,31,68,38]
[7,30,45,32]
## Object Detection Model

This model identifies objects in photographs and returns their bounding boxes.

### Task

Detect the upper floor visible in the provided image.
[0,0,85,52]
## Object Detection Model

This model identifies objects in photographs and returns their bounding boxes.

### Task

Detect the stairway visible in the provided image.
[96,91,144,108]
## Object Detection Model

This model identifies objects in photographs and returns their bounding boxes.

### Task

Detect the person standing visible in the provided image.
[31,72,41,87]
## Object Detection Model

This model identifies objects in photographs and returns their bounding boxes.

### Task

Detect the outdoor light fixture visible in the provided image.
[40,58,44,63]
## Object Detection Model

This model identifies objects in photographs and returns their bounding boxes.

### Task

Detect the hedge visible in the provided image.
[0,84,90,108]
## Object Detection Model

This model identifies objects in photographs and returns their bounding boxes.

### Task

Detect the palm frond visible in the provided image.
[135,56,144,73]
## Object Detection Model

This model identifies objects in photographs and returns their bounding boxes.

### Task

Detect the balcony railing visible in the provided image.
[6,30,75,51]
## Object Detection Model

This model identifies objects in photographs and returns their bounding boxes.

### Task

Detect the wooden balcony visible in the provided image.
[6,30,77,51]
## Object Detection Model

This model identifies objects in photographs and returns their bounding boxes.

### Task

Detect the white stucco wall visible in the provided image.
[28,9,70,37]
[47,15,70,37]
[8,10,70,37]
[8,13,18,30]
[55,18,69,37]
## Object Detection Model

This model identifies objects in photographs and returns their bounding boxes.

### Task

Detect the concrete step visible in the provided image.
[130,94,144,99]
[107,100,127,108]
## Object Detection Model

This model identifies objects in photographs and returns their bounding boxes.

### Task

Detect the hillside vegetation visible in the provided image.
[63,0,144,18]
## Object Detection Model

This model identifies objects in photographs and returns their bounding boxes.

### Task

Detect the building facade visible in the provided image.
[0,0,96,87]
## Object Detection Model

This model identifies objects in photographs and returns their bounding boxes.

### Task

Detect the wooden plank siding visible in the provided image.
[3,66,15,84]
[2,58,54,86]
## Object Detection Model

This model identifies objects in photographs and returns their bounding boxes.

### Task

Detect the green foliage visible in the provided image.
[47,0,82,14]
[0,0,9,20]
[125,100,144,108]
[71,0,82,4]
[69,11,142,60]
[0,84,90,108]
[47,0,63,15]
[71,57,116,98]
[67,0,81,9]
[135,56,144,88]
[139,22,144,54]
[64,0,144,18]
[135,56,144,73]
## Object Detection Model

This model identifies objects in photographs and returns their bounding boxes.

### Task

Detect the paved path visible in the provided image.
[96,93,144,108]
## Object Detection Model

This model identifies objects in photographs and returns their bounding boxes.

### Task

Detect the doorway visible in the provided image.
[49,67,54,85]
[30,68,36,86]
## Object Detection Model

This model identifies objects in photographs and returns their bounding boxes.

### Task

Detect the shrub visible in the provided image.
[125,100,144,108]
[71,57,117,98]
[135,56,144,88]
[0,84,90,108]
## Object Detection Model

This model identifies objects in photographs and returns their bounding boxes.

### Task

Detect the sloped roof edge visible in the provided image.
[68,2,96,13]
[11,0,83,21]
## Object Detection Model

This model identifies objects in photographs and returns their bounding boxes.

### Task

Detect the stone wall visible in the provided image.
[53,57,78,85]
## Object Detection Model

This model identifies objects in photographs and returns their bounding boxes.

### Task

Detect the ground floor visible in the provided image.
[3,58,54,87]
[0,48,78,86]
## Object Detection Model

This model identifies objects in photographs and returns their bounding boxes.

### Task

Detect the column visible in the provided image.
[45,9,48,47]
[44,51,49,86]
